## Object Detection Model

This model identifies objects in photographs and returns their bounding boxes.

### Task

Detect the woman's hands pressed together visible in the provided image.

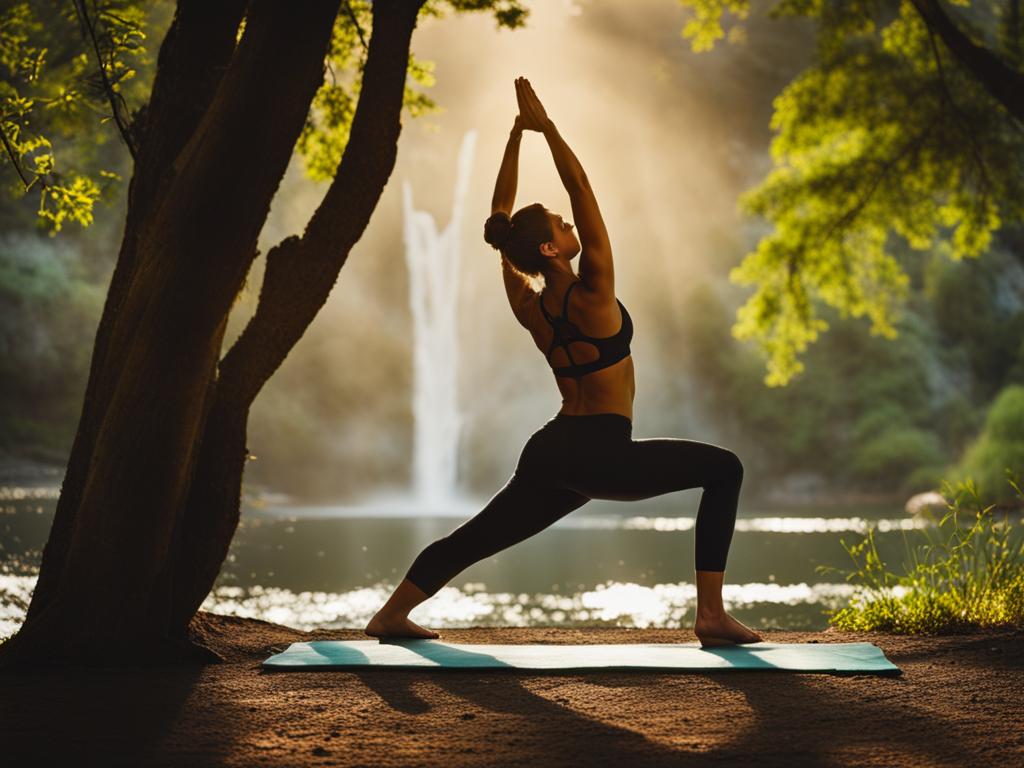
[515,76,551,132]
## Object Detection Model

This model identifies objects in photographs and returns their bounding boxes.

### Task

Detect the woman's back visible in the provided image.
[525,278,635,420]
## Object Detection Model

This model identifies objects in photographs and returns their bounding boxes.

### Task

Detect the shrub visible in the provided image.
[850,427,944,487]
[900,464,949,496]
[954,385,1024,505]
[849,404,912,445]
[817,478,1024,633]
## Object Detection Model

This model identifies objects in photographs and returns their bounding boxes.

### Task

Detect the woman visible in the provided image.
[365,77,762,647]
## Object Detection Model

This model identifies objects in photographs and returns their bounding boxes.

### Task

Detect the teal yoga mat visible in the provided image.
[262,640,900,675]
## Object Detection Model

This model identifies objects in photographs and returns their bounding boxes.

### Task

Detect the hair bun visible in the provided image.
[483,212,513,250]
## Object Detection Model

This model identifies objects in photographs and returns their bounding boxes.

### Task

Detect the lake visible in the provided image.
[1,485,946,640]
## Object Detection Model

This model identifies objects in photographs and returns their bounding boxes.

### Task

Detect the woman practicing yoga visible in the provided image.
[365,77,762,647]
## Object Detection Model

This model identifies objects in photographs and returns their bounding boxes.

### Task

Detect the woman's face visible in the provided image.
[546,210,580,260]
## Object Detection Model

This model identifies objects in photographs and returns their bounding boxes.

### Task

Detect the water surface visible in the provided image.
[1,487,938,639]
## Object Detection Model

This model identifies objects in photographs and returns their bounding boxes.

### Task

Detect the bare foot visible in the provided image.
[364,612,440,640]
[694,611,763,648]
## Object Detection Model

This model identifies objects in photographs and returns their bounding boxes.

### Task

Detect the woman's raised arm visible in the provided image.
[489,115,538,327]
[491,116,524,215]
[516,77,613,297]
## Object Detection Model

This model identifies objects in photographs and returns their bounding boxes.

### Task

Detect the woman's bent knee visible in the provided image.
[714,448,744,484]
[728,450,744,478]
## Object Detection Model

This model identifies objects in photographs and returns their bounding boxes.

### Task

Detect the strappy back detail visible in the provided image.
[539,281,633,379]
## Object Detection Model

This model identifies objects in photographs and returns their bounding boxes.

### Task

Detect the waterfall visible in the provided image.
[402,130,478,508]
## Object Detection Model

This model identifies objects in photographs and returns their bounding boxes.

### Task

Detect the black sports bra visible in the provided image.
[539,281,633,378]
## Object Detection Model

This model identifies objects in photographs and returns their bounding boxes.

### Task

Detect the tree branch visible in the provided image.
[814,122,935,251]
[218,0,427,407]
[909,0,1024,125]
[130,0,247,219]
[343,0,369,53]
[0,123,32,188]
[71,0,138,160]
[135,0,339,312]
[923,22,994,208]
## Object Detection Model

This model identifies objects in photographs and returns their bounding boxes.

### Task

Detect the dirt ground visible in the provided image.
[1,613,1021,767]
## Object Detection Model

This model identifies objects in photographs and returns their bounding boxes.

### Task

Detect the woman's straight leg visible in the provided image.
[403,474,590,598]
[367,418,589,638]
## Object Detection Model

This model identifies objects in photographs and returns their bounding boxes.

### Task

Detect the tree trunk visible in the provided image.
[169,0,428,629]
[2,0,428,666]
[2,0,340,665]
[26,0,248,624]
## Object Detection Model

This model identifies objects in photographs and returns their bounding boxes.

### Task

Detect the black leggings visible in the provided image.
[404,412,743,597]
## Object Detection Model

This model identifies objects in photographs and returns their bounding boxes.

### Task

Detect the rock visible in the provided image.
[905,490,947,517]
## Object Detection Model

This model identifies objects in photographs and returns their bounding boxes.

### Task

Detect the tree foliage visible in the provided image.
[678,0,1024,384]
[1,0,527,228]
[0,0,155,232]
[678,232,1024,497]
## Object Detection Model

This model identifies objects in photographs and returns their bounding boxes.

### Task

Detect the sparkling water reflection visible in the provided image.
[1,490,938,639]
[193,579,898,633]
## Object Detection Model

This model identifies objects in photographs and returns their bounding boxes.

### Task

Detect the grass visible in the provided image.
[816,474,1024,633]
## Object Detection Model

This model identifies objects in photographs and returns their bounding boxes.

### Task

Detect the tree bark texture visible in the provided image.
[3,0,346,664]
[170,0,428,629]
[27,0,248,623]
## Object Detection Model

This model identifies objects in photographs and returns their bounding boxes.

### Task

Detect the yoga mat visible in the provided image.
[262,640,900,675]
